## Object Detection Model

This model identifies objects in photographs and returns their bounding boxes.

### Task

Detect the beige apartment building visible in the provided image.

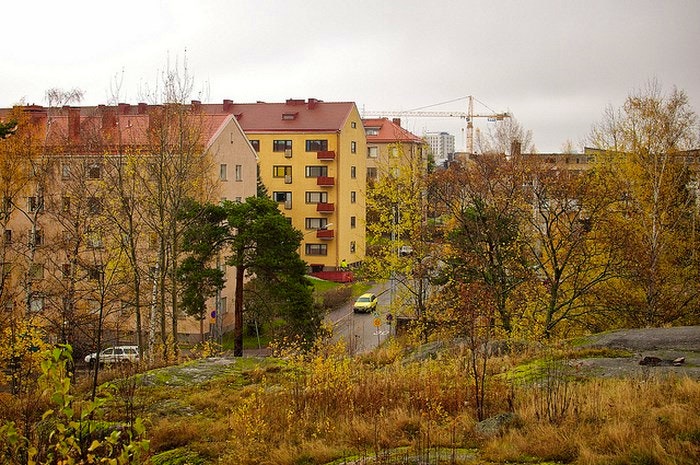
[363,117,428,182]
[0,103,257,346]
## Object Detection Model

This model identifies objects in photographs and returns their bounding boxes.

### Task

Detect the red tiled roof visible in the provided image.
[1,98,357,146]
[200,99,356,133]
[0,105,234,150]
[362,118,423,143]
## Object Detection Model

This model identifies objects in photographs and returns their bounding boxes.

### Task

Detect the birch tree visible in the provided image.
[588,81,700,326]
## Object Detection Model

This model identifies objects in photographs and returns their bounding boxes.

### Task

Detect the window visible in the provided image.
[350,241,356,253]
[87,265,103,281]
[273,140,293,152]
[62,263,71,278]
[273,191,292,209]
[62,196,70,212]
[4,229,11,243]
[305,192,328,204]
[351,121,357,128]
[351,191,356,203]
[219,296,227,314]
[305,140,328,152]
[87,162,102,179]
[350,216,356,228]
[350,166,356,178]
[305,166,328,178]
[305,244,328,256]
[29,263,44,280]
[389,147,398,158]
[2,197,11,215]
[61,163,71,180]
[250,140,260,152]
[27,196,44,212]
[367,146,378,158]
[220,164,228,181]
[305,218,328,230]
[235,164,242,181]
[351,141,357,153]
[367,167,377,180]
[273,165,292,178]
[29,294,44,313]
[28,230,43,247]
[365,127,379,136]
[87,230,103,248]
[88,197,102,215]
[88,299,100,314]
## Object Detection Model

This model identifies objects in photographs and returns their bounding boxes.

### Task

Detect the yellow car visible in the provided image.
[353,293,378,313]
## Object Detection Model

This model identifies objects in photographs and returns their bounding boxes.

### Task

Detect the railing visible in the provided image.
[317,150,336,160]
[316,202,335,213]
[316,176,335,186]
[316,229,335,239]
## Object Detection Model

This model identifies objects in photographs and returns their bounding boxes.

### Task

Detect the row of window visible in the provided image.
[272,165,357,180]
[304,216,356,230]
[305,240,356,256]
[219,164,243,182]
[273,191,357,207]
[248,139,359,154]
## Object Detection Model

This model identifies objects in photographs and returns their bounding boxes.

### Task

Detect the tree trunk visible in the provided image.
[234,264,245,356]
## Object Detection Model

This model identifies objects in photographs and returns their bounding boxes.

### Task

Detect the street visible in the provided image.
[326,281,394,354]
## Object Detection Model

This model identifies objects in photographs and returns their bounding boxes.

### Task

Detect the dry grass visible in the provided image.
[126,338,700,464]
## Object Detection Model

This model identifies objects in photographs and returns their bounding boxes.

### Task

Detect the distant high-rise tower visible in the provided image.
[424,131,455,160]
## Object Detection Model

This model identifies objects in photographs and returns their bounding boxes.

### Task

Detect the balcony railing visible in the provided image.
[317,150,336,160]
[316,176,335,187]
[316,202,335,213]
[316,229,335,239]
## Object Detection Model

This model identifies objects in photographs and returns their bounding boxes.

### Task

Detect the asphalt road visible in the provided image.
[326,281,395,354]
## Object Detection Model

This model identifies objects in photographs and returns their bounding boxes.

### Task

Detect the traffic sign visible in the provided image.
[373,317,381,327]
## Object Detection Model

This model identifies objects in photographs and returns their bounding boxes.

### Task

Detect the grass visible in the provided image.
[98,335,700,465]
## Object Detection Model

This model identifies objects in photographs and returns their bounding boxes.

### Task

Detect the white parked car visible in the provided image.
[84,346,140,366]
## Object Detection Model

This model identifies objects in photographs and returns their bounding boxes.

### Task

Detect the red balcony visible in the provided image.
[316,176,335,187]
[316,229,335,240]
[317,150,336,160]
[316,202,335,213]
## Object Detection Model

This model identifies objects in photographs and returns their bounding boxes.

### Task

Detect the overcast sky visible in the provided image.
[3,0,699,153]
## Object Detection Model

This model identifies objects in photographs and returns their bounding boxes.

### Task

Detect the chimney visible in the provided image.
[118,103,131,115]
[137,102,148,114]
[308,98,319,110]
[223,99,233,112]
[392,118,401,127]
[65,106,80,142]
[191,100,201,112]
[100,106,117,131]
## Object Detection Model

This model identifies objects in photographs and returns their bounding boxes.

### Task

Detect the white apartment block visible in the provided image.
[424,131,455,161]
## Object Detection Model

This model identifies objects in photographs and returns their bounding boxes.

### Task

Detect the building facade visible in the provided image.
[0,103,257,346]
[201,98,367,271]
[363,117,427,182]
[424,131,455,162]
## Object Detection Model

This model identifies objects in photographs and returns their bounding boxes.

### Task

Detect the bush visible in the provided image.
[320,284,352,310]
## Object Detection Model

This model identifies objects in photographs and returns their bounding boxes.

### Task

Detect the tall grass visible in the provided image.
[138,339,700,465]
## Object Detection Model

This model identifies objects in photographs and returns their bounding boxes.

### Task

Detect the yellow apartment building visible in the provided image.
[202,98,367,272]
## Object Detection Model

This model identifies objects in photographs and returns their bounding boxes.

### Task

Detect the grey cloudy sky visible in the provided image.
[3,0,699,152]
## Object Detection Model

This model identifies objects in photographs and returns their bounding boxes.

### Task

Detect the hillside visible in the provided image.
[130,326,700,465]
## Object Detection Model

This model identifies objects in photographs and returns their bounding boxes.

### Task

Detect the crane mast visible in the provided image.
[363,95,510,155]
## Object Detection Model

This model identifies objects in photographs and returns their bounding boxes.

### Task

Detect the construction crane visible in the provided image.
[362,95,510,155]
